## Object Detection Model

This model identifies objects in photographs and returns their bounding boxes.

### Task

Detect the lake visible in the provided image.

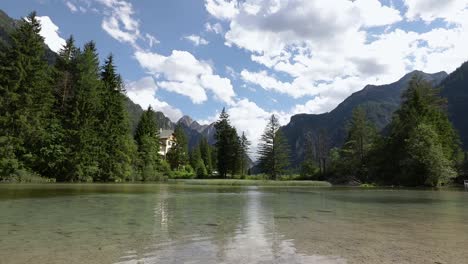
[1,184,467,264]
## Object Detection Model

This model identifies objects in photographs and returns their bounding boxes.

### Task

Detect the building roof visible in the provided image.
[160,129,174,139]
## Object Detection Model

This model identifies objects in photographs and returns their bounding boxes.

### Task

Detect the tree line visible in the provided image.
[1,12,289,182]
[5,12,461,186]
[300,76,465,187]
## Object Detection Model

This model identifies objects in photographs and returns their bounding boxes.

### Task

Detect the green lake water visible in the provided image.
[1,184,467,264]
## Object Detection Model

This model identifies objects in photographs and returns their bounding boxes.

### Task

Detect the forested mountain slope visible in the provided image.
[281,71,448,166]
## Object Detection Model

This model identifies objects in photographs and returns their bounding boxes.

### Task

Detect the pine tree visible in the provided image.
[337,107,378,182]
[257,115,290,180]
[190,144,207,178]
[301,133,319,179]
[134,107,160,181]
[239,132,251,177]
[214,108,239,178]
[67,41,103,181]
[383,75,462,186]
[99,54,136,181]
[0,12,55,179]
[54,36,78,112]
[166,124,188,170]
[199,137,213,175]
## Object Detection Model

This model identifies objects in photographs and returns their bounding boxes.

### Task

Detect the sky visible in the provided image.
[2,0,468,153]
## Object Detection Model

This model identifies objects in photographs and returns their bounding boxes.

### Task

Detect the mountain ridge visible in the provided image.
[281,70,449,166]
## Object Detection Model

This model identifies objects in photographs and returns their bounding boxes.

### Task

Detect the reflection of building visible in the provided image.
[159,129,176,157]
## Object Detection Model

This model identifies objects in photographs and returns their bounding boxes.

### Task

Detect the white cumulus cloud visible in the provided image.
[126,76,183,121]
[184,34,209,46]
[37,16,66,53]
[134,50,236,105]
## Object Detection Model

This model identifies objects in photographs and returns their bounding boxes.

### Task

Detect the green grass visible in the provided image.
[171,179,332,187]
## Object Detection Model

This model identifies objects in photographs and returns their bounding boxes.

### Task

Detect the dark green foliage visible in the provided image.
[134,106,159,146]
[199,137,213,175]
[239,132,251,177]
[189,144,207,178]
[214,108,240,178]
[381,76,461,186]
[134,107,161,181]
[440,61,468,150]
[98,54,135,181]
[281,71,448,167]
[300,135,320,180]
[0,12,55,179]
[65,41,104,181]
[258,115,290,180]
[166,124,189,170]
[328,108,379,183]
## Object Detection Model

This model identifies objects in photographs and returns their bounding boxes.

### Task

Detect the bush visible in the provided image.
[170,165,195,179]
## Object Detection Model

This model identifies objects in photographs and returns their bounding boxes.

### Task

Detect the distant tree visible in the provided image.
[258,115,290,180]
[239,132,251,177]
[134,107,160,181]
[335,107,378,183]
[199,137,213,175]
[167,124,189,170]
[301,133,320,180]
[406,122,457,186]
[214,108,239,178]
[190,144,207,178]
[381,75,462,186]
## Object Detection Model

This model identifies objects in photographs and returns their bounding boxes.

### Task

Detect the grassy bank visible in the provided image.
[171,179,332,187]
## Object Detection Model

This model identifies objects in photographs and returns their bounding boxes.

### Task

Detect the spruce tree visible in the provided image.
[67,41,103,181]
[214,108,239,178]
[99,54,136,181]
[134,107,160,181]
[257,115,290,180]
[338,107,378,182]
[0,12,54,179]
[199,137,213,175]
[384,75,462,186]
[190,144,207,178]
[54,36,78,112]
[239,132,251,177]
[166,124,188,170]
[301,134,319,179]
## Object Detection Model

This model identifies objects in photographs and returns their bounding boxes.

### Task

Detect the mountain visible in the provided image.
[440,61,468,149]
[281,71,448,166]
[0,10,16,47]
[176,116,216,149]
[125,98,174,134]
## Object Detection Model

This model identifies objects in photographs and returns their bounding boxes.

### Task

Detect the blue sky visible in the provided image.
[2,0,468,151]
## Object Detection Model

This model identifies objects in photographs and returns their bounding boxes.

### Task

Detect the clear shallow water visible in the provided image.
[0,184,467,264]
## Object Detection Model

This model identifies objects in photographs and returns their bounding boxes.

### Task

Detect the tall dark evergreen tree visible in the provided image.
[66,41,103,181]
[257,115,290,180]
[239,132,251,177]
[214,108,239,178]
[199,137,213,175]
[166,124,189,170]
[98,54,136,181]
[0,12,54,179]
[190,144,207,178]
[134,106,160,181]
[301,133,319,179]
[340,107,378,182]
[381,76,462,186]
[54,35,78,112]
